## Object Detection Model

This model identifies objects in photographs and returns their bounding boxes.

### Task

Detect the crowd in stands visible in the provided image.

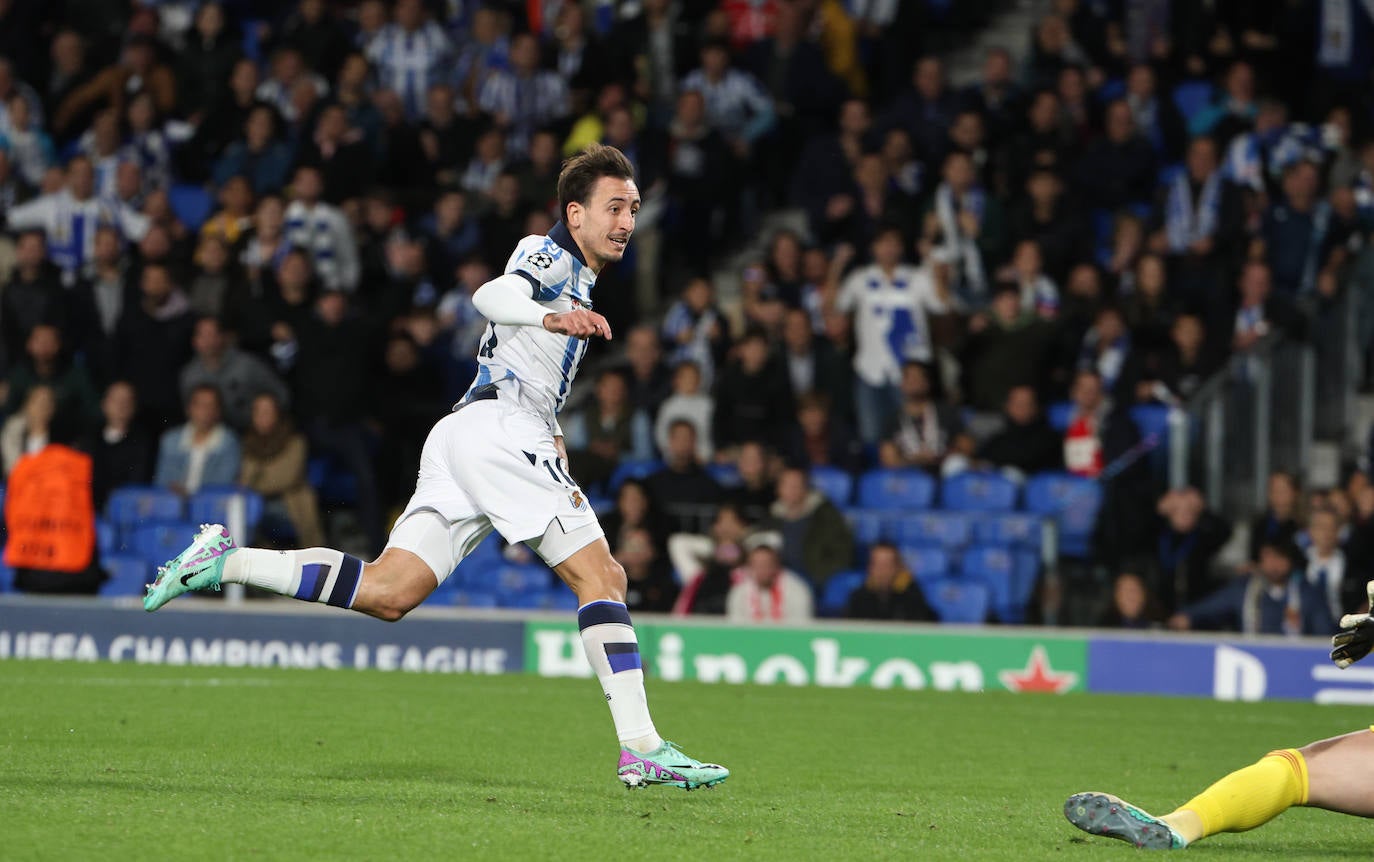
[1,0,1374,631]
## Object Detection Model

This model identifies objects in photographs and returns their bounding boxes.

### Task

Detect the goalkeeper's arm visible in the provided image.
[1330,579,1374,668]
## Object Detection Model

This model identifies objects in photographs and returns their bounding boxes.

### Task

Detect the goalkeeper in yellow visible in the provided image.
[1062,580,1374,849]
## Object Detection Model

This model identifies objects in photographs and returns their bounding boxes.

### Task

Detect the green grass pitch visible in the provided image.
[1,661,1368,861]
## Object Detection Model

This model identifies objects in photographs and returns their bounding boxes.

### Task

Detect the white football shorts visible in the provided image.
[385,397,604,583]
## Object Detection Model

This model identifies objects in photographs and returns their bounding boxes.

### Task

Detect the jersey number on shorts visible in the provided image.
[542,457,577,488]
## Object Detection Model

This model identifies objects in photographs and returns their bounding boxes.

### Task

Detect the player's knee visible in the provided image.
[359,557,432,622]
[374,600,411,622]
[602,558,627,596]
[375,583,427,621]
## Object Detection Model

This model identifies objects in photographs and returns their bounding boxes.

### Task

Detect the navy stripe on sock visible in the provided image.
[295,563,331,602]
[577,600,632,630]
[326,555,364,608]
[604,642,642,673]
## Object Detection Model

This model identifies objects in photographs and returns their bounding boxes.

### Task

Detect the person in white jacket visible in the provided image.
[726,535,814,624]
[6,156,148,286]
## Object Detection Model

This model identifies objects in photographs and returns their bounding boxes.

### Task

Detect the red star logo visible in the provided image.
[998,646,1079,694]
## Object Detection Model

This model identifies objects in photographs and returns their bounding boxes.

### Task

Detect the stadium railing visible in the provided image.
[1185,331,1316,516]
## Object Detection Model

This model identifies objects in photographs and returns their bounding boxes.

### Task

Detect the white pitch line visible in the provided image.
[2,676,285,687]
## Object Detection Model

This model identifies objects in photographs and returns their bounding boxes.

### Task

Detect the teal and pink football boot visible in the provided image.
[143,523,237,612]
[618,741,729,790]
[1064,792,1188,850]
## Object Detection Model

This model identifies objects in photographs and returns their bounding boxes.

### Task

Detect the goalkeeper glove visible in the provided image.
[1330,579,1374,669]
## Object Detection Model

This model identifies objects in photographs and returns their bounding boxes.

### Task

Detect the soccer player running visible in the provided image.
[144,144,728,791]
[1062,580,1374,848]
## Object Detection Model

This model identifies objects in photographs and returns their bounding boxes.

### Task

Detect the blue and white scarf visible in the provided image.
[1165,170,1221,252]
[935,182,987,300]
[1300,200,1333,294]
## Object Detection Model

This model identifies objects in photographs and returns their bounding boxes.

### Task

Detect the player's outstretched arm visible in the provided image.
[544,308,613,340]
[1331,579,1374,668]
[472,273,612,340]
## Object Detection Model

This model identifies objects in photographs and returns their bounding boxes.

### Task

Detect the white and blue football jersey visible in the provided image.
[463,222,599,423]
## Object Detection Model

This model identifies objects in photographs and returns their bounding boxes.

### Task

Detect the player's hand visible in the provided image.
[1332,580,1374,668]
[543,309,613,341]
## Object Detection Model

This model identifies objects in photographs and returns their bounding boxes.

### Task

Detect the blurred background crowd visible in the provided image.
[1,0,1373,633]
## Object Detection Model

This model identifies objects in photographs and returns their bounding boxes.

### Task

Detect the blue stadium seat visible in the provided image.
[129,522,198,567]
[706,462,741,488]
[856,468,936,509]
[840,508,906,549]
[961,545,1040,624]
[1126,201,1155,221]
[502,589,554,610]
[240,18,267,62]
[1091,209,1115,251]
[1129,404,1172,444]
[188,486,265,534]
[96,518,119,554]
[1096,78,1125,102]
[590,495,615,516]
[449,533,504,589]
[819,569,865,617]
[546,587,580,611]
[608,458,663,492]
[810,466,853,506]
[1172,80,1215,122]
[1047,401,1074,432]
[895,513,972,550]
[307,455,359,505]
[925,579,991,624]
[495,564,553,597]
[100,554,152,597]
[168,183,214,231]
[445,589,500,609]
[106,486,183,531]
[844,508,885,546]
[941,472,1018,512]
[898,546,950,582]
[1156,162,1184,188]
[0,560,12,593]
[1024,472,1103,558]
[972,513,1043,550]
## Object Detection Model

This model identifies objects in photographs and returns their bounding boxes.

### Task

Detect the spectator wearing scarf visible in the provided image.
[1263,161,1332,296]
[927,151,999,303]
[1169,541,1335,636]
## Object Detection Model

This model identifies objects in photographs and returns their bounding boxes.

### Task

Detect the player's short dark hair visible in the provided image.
[558,143,636,222]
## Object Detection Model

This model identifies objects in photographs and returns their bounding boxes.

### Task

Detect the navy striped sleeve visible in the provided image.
[511,269,542,297]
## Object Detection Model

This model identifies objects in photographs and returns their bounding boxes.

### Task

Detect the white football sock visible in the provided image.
[221,547,365,608]
[577,600,663,753]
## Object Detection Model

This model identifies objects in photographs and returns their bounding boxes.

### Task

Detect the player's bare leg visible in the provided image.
[1297,729,1374,816]
[1065,729,1374,849]
[143,524,437,619]
[552,537,729,790]
[347,549,441,621]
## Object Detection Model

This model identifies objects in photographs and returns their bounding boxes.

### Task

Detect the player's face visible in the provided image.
[572,176,639,269]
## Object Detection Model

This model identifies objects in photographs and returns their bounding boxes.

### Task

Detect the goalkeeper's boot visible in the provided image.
[1064,792,1187,850]
[143,524,237,612]
[618,741,729,790]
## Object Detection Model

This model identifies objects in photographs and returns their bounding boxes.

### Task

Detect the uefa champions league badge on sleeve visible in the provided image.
[526,252,554,270]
